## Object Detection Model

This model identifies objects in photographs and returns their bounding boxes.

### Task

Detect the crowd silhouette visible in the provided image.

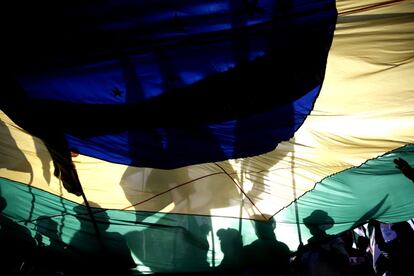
[0,152,414,275]
[1,196,414,275]
[69,203,136,276]
[0,196,36,275]
[22,216,70,276]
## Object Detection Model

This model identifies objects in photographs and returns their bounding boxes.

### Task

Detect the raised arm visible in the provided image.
[394,158,414,182]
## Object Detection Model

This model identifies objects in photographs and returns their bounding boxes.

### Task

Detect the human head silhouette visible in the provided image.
[303,210,334,237]
[35,216,59,242]
[0,196,6,213]
[73,201,110,232]
[391,221,413,239]
[251,215,276,240]
[217,228,242,255]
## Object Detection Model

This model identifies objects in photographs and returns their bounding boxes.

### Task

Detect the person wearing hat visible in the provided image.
[293,210,349,276]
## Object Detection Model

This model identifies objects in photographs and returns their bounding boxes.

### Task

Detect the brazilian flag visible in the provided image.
[1,0,413,273]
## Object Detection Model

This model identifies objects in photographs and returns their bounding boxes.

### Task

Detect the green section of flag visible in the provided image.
[0,177,259,273]
[1,145,414,273]
[277,144,414,244]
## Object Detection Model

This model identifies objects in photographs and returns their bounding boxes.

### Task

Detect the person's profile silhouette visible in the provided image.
[69,202,136,275]
[242,216,291,275]
[295,210,349,276]
[216,227,243,272]
[303,210,335,240]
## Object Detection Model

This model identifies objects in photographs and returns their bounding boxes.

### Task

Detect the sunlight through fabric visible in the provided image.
[1,0,414,273]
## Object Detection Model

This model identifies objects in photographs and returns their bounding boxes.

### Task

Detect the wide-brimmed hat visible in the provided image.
[303,210,334,230]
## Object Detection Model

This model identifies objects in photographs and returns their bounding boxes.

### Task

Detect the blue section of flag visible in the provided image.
[66,85,320,167]
[3,0,336,168]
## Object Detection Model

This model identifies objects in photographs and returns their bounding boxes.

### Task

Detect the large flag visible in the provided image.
[1,0,414,273]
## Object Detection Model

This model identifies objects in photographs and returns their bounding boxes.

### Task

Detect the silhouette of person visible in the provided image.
[23,216,72,276]
[179,217,211,272]
[294,210,349,276]
[355,234,375,275]
[216,228,243,274]
[394,157,414,182]
[69,202,136,275]
[0,196,36,276]
[242,216,291,276]
[370,219,414,276]
[340,230,374,276]
[367,220,392,275]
